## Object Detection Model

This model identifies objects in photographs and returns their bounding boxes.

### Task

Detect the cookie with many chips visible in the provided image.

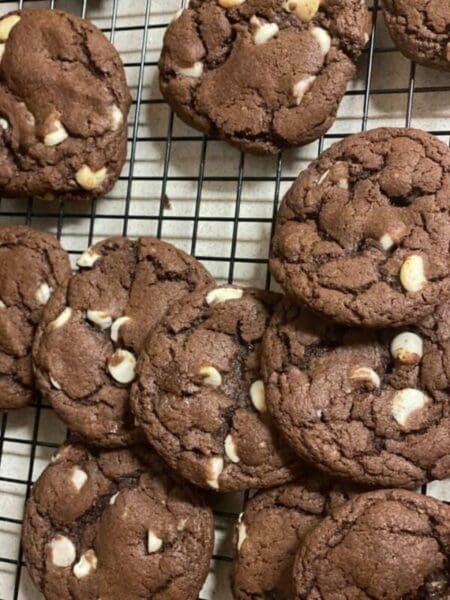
[132,284,300,492]
[271,128,450,327]
[33,237,212,447]
[0,9,131,200]
[159,0,371,154]
[22,443,214,600]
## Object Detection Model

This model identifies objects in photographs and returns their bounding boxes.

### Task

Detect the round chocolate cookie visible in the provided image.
[159,0,371,155]
[32,237,213,447]
[293,489,450,599]
[262,297,450,488]
[382,1,450,71]
[131,284,299,492]
[0,9,131,201]
[270,128,450,327]
[232,477,362,600]
[22,443,214,600]
[0,226,70,410]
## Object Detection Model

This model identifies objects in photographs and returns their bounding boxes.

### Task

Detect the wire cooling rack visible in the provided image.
[0,0,450,598]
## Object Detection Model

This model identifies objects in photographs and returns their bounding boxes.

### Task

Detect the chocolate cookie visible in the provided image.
[131,285,299,492]
[22,443,214,600]
[32,237,213,447]
[293,489,450,599]
[0,9,131,201]
[270,128,450,327]
[262,297,450,488]
[382,1,450,71]
[159,0,371,155]
[0,226,70,410]
[232,477,362,600]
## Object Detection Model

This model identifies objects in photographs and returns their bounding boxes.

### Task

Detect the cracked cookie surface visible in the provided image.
[270,128,450,327]
[262,297,450,488]
[382,0,450,71]
[131,285,299,492]
[22,443,214,600]
[0,9,131,201]
[159,0,371,155]
[32,236,213,447]
[232,477,363,600]
[0,226,70,409]
[293,489,450,599]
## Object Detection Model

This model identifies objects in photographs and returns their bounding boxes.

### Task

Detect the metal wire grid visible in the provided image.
[0,0,449,598]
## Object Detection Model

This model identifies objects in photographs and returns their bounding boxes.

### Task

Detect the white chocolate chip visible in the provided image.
[49,535,76,568]
[0,44,5,62]
[49,307,72,330]
[198,366,222,387]
[110,105,123,131]
[311,26,331,56]
[107,349,136,384]
[77,247,101,268]
[390,332,423,365]
[171,9,184,22]
[44,120,69,147]
[293,75,316,105]
[318,170,329,184]
[379,233,395,252]
[392,388,428,427]
[73,549,97,579]
[237,522,247,551]
[177,61,204,78]
[86,310,113,330]
[218,0,246,7]
[147,530,163,554]
[49,376,61,390]
[400,255,426,293]
[379,225,406,252]
[283,0,319,21]
[109,492,120,505]
[36,282,53,305]
[0,300,5,309]
[111,316,131,343]
[224,434,240,463]
[75,165,107,191]
[206,457,224,490]
[0,15,20,41]
[250,16,279,45]
[349,367,380,388]
[250,380,267,412]
[206,287,244,305]
[0,118,9,130]
[338,178,349,190]
[70,467,88,491]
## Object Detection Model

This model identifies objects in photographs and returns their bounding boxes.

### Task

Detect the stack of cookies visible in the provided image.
[1,229,219,599]
[0,1,449,600]
[268,126,450,491]
[13,127,450,600]
[232,126,450,598]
